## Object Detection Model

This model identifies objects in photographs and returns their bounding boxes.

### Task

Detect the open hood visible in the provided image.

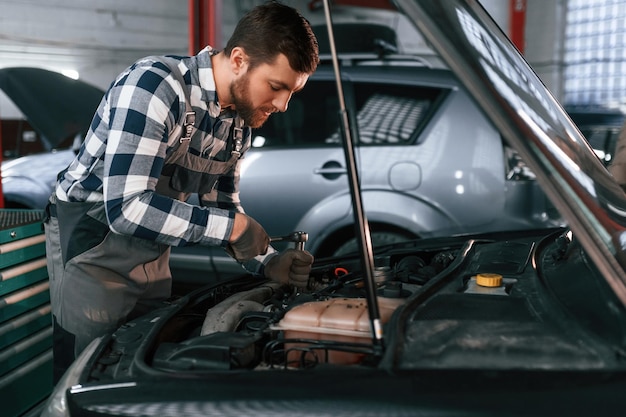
[0,67,104,150]
[385,0,626,305]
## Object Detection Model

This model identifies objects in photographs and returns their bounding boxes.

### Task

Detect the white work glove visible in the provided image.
[264,249,314,288]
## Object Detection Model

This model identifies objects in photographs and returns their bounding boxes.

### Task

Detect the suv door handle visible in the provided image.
[314,160,346,180]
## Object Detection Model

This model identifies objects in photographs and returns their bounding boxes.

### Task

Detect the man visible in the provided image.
[44,0,319,382]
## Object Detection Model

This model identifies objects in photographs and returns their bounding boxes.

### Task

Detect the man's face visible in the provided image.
[230,53,309,128]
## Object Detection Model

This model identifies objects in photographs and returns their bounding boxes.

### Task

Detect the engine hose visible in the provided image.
[200,282,281,335]
[200,300,265,335]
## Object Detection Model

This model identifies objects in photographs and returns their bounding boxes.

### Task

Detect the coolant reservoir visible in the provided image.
[272,296,406,365]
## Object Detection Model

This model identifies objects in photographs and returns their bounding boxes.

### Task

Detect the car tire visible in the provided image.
[332,230,414,257]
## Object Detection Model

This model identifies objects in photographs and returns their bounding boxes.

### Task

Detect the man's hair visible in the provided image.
[224,1,319,74]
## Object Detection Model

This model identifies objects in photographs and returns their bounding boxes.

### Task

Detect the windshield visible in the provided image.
[395,0,626,305]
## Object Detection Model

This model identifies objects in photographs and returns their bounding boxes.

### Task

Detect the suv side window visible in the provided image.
[253,80,339,148]
[252,79,442,148]
[345,82,440,146]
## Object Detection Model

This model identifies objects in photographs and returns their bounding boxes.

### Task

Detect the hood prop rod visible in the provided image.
[322,0,384,354]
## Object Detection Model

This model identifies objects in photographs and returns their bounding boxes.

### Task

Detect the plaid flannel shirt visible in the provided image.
[55,46,276,273]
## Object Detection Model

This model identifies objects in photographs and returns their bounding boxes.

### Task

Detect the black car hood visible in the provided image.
[392,0,626,305]
[0,67,104,150]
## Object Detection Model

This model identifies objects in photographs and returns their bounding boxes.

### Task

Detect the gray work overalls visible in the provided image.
[44,59,245,380]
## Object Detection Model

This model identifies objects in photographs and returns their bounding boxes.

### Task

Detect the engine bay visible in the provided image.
[93,228,626,378]
[149,242,455,371]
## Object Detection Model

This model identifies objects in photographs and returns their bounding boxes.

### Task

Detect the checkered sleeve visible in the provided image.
[102,62,234,248]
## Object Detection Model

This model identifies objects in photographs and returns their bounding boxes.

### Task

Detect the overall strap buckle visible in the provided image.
[231,126,243,157]
[180,111,196,143]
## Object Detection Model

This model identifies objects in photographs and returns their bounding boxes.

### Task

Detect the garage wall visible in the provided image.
[0,0,187,91]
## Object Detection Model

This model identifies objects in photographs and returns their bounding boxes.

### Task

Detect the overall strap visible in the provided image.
[159,57,196,146]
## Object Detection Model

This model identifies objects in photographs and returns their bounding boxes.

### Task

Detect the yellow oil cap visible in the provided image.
[476,273,503,287]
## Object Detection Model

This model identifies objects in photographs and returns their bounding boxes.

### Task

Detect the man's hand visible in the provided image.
[226,213,269,261]
[264,249,314,288]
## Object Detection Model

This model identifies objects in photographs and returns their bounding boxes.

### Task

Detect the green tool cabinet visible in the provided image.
[0,210,52,417]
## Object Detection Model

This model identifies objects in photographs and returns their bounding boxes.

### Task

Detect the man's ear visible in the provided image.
[229,47,249,75]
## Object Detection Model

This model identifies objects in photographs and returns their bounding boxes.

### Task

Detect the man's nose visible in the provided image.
[273,91,292,113]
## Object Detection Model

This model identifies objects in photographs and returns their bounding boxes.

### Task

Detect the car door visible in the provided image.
[239,70,451,250]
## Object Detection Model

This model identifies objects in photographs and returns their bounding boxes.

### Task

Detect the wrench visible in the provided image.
[270,231,308,251]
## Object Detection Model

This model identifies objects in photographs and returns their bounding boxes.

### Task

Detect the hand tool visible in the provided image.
[270,231,308,251]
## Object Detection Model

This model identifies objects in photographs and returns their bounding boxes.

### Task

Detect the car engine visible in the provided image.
[146,247,455,371]
[91,228,624,379]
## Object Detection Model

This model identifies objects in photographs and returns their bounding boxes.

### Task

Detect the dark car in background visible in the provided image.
[41,1,626,416]
[0,67,104,209]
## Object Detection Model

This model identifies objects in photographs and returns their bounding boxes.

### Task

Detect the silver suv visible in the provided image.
[0,55,561,278]
[239,56,562,257]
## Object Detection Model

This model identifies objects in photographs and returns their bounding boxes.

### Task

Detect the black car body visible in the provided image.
[42,1,626,416]
[0,67,104,209]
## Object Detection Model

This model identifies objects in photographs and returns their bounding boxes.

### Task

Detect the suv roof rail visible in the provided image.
[318,52,435,68]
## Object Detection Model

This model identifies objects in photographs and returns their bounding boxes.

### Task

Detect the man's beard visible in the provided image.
[230,73,272,128]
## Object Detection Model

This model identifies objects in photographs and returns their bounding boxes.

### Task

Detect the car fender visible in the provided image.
[1,176,53,209]
[1,148,74,209]
[297,189,461,254]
